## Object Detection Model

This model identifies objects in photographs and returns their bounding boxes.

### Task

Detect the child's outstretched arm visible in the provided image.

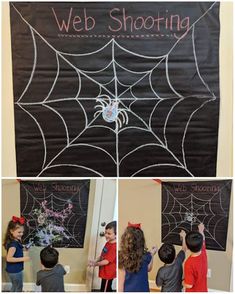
[118,268,125,292]
[148,246,158,272]
[198,223,205,240]
[179,230,187,252]
[94,259,109,267]
[88,256,102,267]
[88,256,109,267]
[6,247,30,263]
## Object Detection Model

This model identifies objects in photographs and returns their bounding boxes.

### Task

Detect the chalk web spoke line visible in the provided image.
[192,25,216,99]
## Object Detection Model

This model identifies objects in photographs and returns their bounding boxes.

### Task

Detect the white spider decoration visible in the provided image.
[184,212,197,223]
[94,96,129,128]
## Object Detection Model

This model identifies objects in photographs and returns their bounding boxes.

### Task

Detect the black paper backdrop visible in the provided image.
[161,180,232,251]
[20,180,90,248]
[10,2,220,177]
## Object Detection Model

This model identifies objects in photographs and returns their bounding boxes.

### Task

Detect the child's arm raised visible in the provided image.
[148,246,158,272]
[6,247,30,263]
[198,223,205,240]
[118,268,125,292]
[179,230,187,252]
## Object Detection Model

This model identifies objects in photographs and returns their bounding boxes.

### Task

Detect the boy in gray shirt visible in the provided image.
[36,246,66,292]
[156,230,186,292]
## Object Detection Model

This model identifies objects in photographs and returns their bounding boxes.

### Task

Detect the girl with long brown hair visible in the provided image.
[118,222,157,292]
[3,216,30,292]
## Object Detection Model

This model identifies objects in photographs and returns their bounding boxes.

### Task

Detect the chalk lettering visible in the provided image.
[52,7,95,32]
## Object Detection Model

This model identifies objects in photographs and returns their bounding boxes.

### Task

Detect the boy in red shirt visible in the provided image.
[89,221,116,292]
[184,223,208,292]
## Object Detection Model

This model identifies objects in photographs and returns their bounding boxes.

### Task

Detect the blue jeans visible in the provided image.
[8,271,23,292]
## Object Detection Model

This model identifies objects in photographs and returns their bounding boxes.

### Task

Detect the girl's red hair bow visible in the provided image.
[12,216,25,225]
[128,222,141,229]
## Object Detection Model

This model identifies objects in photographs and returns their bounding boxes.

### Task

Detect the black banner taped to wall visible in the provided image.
[20,180,90,248]
[10,2,220,177]
[161,180,232,251]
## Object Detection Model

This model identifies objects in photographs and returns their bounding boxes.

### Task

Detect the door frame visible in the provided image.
[86,179,104,291]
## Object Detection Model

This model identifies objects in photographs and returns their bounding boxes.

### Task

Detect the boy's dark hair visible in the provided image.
[105,221,116,235]
[158,243,176,264]
[40,246,59,268]
[186,231,203,253]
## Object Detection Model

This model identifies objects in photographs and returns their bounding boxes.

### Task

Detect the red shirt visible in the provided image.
[99,241,116,280]
[184,241,208,292]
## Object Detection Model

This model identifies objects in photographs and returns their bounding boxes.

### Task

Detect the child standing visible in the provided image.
[3,216,30,292]
[118,222,157,292]
[89,221,117,292]
[184,223,208,292]
[156,230,186,292]
[36,246,66,292]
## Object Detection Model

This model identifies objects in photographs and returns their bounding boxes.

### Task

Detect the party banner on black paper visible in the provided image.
[162,180,232,251]
[10,2,220,177]
[20,180,90,248]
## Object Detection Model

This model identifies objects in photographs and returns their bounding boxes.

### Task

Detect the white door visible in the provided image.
[86,179,117,291]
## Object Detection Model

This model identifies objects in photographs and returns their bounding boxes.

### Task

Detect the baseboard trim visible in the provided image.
[149,280,227,292]
[2,282,88,292]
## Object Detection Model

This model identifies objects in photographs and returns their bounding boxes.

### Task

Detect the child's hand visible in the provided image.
[23,256,30,262]
[198,223,205,234]
[88,260,95,267]
[150,246,158,256]
[179,230,186,239]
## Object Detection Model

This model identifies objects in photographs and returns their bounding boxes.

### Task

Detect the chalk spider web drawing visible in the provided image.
[20,181,89,248]
[12,3,217,177]
[162,181,231,251]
